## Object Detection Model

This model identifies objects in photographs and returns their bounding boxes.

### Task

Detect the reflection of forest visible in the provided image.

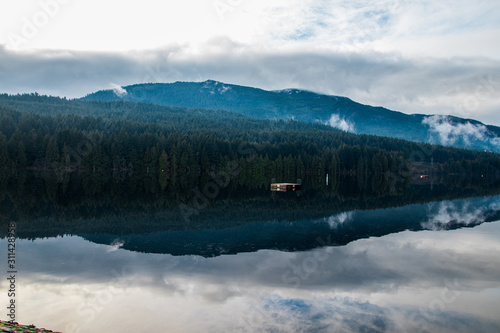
[1,169,499,239]
[1,95,500,240]
[80,195,500,257]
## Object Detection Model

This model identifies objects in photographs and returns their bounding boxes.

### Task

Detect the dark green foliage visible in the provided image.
[0,133,12,188]
[0,93,499,200]
[158,150,169,191]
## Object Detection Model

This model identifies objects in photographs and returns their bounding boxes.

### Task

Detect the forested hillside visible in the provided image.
[81,80,500,152]
[1,93,499,201]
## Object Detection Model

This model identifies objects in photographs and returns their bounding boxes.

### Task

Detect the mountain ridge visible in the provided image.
[82,79,499,152]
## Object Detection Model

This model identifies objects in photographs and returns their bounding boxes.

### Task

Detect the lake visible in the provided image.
[1,178,500,333]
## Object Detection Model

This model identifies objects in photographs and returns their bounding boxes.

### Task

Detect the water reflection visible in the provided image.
[1,181,500,332]
[80,195,500,257]
[2,220,499,332]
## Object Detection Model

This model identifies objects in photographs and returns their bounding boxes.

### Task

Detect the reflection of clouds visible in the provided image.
[325,211,354,229]
[241,294,499,333]
[5,195,500,333]
[257,295,390,333]
[10,221,500,294]
[422,199,500,230]
[106,238,125,253]
[161,276,244,303]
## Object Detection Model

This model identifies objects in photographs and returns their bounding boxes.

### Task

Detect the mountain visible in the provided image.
[83,80,500,152]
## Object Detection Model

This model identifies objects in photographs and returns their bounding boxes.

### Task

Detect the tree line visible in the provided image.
[0,95,499,200]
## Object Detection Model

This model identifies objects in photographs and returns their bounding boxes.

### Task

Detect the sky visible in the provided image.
[1,0,500,125]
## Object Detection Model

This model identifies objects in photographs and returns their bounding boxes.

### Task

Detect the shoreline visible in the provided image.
[0,321,62,333]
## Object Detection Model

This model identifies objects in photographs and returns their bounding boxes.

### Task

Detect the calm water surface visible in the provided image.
[1,189,500,332]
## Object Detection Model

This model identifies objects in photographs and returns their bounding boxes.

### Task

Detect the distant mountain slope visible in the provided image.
[83,80,500,152]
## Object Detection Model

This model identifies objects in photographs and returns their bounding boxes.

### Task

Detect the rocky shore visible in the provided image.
[0,321,61,333]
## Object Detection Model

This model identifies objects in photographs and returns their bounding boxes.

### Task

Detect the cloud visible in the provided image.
[421,200,500,231]
[325,211,354,228]
[326,114,356,132]
[110,83,127,97]
[254,295,392,332]
[1,1,500,126]
[250,294,500,333]
[1,45,500,126]
[2,0,499,58]
[422,115,500,150]
[106,238,125,252]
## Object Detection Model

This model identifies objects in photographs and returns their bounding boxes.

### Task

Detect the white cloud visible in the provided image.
[1,1,500,125]
[106,238,125,252]
[1,0,499,59]
[422,115,500,149]
[110,83,127,97]
[326,114,355,132]
[1,45,500,125]
[421,200,500,231]
[324,211,354,229]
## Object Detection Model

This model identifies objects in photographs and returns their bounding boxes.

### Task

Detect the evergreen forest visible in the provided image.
[0,93,499,206]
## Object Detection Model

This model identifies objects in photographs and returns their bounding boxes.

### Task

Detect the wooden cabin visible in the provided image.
[270,183,302,192]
